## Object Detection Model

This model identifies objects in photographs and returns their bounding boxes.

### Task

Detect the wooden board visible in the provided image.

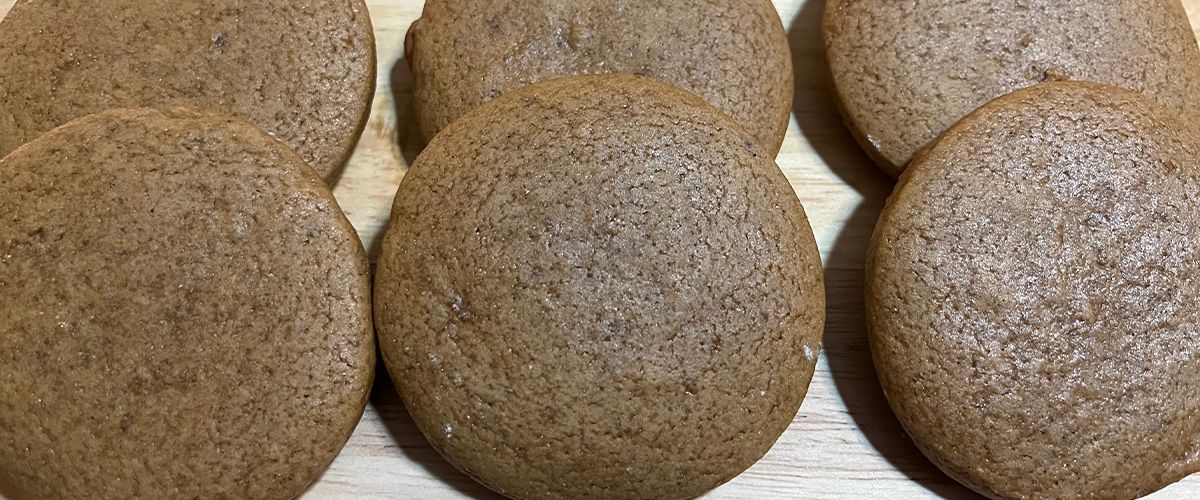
[2,1,1200,498]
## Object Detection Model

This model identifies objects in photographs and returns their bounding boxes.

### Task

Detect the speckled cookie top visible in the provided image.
[0,108,375,500]
[867,82,1200,499]
[375,75,824,500]
[406,0,793,156]
[0,0,376,183]
[824,0,1200,177]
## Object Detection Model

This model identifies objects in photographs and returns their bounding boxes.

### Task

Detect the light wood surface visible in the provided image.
[2,1,1200,498]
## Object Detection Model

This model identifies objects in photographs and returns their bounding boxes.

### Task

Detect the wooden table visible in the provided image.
[3,1,1200,498]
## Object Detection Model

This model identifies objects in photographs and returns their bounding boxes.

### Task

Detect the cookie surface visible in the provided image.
[375,75,824,499]
[0,108,375,499]
[867,82,1200,498]
[406,0,793,156]
[0,0,375,183]
[824,0,1200,177]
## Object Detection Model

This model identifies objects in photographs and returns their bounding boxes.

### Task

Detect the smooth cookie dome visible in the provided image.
[0,108,375,500]
[868,82,1200,499]
[0,0,376,182]
[406,0,793,156]
[824,0,1200,176]
[376,75,824,500]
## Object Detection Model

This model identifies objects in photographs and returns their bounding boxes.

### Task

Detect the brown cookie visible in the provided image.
[0,108,375,499]
[867,82,1200,499]
[405,0,793,156]
[824,0,1200,177]
[0,0,376,183]
[375,75,824,500]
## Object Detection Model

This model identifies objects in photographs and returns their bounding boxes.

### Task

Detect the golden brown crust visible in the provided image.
[824,0,1200,177]
[868,81,1200,499]
[0,0,377,183]
[406,0,793,156]
[0,108,375,500]
[375,75,824,500]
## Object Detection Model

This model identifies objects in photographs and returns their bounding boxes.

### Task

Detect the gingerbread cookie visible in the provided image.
[376,75,824,499]
[0,0,376,182]
[0,108,375,499]
[406,0,793,156]
[868,82,1200,498]
[825,0,1200,176]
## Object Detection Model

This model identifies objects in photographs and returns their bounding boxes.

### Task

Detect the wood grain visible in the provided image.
[1,0,1199,498]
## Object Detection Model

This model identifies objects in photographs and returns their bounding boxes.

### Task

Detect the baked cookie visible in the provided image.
[824,0,1200,177]
[867,82,1200,499]
[0,0,376,183]
[405,0,793,156]
[375,75,824,500]
[0,108,375,500]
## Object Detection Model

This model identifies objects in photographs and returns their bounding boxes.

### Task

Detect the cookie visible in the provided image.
[867,82,1200,499]
[0,0,376,183]
[0,108,375,499]
[375,75,824,499]
[824,0,1200,177]
[405,0,793,156]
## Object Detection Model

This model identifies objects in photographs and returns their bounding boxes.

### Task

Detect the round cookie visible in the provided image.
[405,0,793,156]
[867,82,1200,499]
[824,0,1200,177]
[0,108,375,499]
[0,0,376,183]
[375,75,824,499]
